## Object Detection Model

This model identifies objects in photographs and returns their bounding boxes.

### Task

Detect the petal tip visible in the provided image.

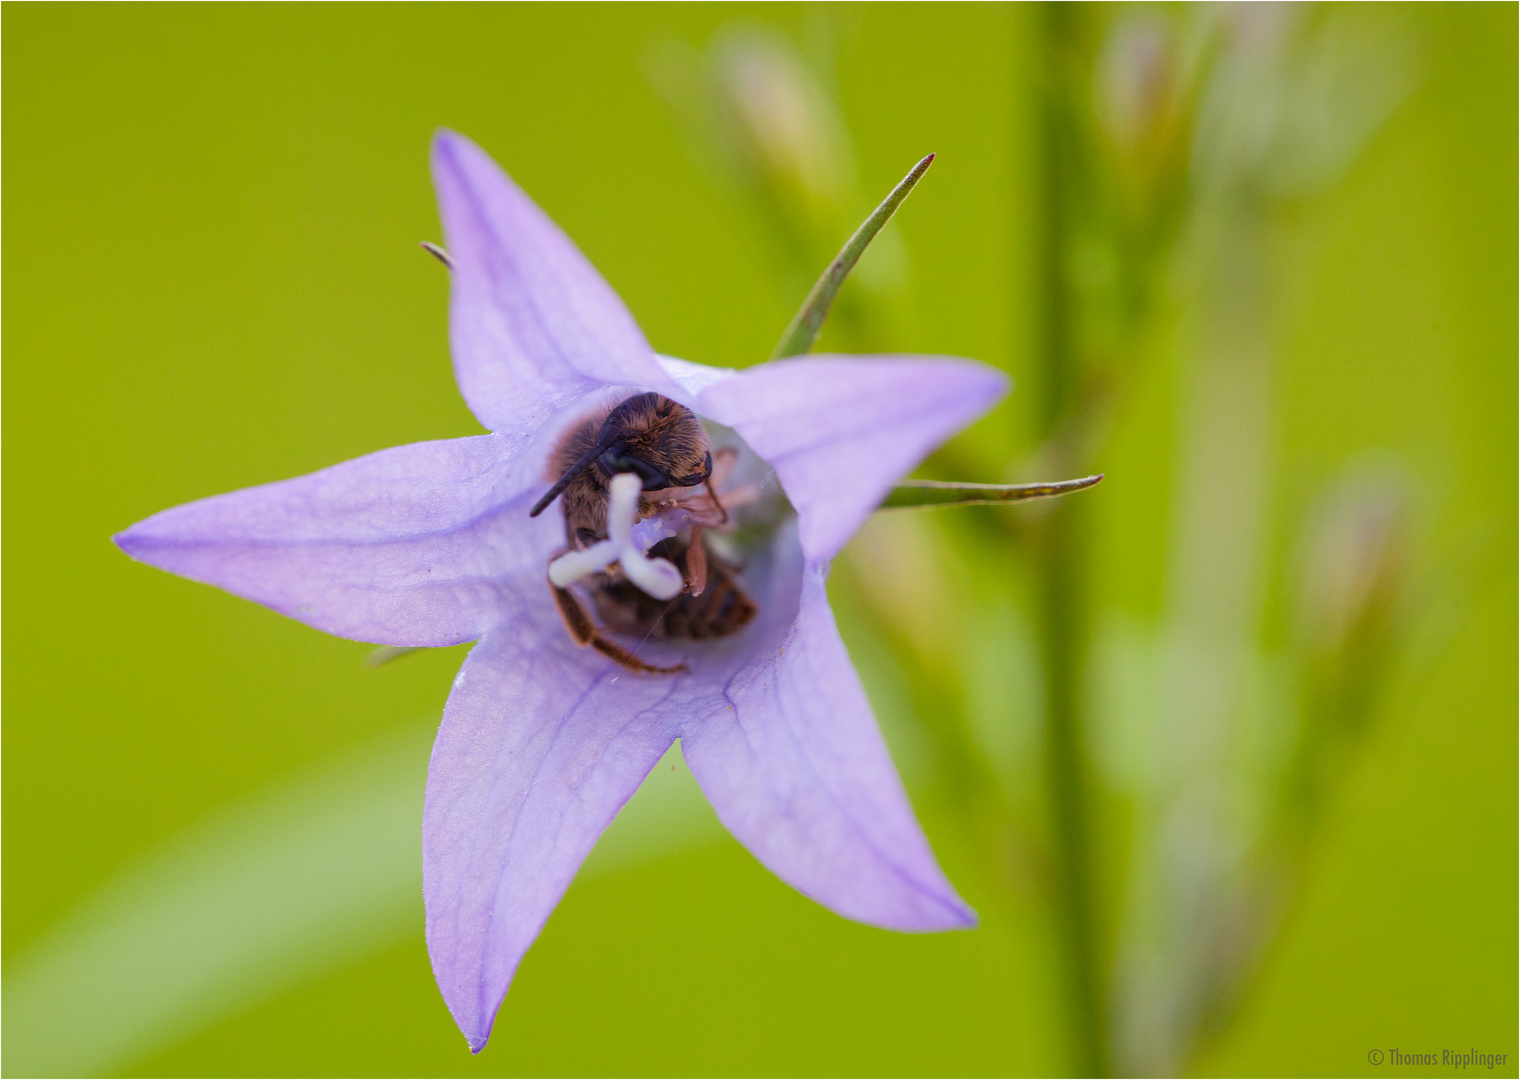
[462,1010,495,1054]
[908,894,978,933]
[430,129,488,183]
[431,126,468,153]
[976,364,1013,404]
[112,525,148,560]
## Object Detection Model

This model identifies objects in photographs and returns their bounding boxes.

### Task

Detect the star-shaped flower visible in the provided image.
[115,131,1008,1051]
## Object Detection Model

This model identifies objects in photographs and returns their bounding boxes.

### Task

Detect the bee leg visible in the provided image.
[589,635,689,676]
[684,526,709,597]
[710,445,739,488]
[704,479,729,525]
[549,578,689,676]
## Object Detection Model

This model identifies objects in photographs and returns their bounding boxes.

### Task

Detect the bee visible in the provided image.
[530,392,758,674]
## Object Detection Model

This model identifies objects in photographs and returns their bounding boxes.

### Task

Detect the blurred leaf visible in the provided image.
[771,152,934,359]
[2,728,720,1076]
[881,474,1104,510]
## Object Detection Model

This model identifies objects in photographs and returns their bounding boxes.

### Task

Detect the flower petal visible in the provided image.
[697,355,1010,561]
[420,520,971,1053]
[431,131,680,435]
[423,614,679,1052]
[681,560,977,932]
[656,353,738,398]
[114,434,557,647]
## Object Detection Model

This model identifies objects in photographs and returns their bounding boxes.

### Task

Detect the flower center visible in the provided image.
[547,473,684,600]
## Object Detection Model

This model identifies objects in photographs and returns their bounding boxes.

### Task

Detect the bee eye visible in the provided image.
[667,451,712,490]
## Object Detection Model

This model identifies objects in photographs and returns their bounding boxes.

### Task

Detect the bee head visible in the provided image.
[529,393,712,518]
[588,393,710,491]
[597,443,711,491]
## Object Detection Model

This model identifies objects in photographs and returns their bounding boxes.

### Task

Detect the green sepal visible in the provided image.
[770,153,936,360]
[879,474,1104,510]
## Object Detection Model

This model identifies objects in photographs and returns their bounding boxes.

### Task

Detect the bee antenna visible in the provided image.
[529,430,621,517]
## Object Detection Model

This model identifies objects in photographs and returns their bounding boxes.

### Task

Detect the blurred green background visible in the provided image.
[3,4,1513,1077]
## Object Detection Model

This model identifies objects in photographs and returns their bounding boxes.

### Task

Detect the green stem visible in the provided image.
[770,153,935,360]
[1035,502,1105,1076]
[1033,5,1107,1075]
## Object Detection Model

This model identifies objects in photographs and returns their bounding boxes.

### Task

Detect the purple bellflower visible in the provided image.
[115,131,1008,1051]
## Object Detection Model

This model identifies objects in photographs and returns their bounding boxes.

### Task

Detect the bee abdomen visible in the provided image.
[589,553,756,643]
[662,567,757,640]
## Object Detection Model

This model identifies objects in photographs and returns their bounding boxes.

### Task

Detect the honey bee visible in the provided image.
[530,392,758,674]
